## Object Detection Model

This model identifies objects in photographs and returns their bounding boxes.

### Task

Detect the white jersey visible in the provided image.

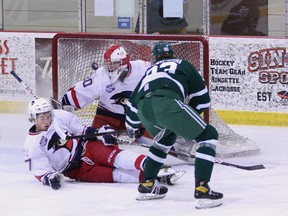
[63,60,151,114]
[23,109,87,179]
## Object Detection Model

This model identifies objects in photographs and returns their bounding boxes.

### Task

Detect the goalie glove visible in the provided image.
[43,171,64,190]
[97,125,118,145]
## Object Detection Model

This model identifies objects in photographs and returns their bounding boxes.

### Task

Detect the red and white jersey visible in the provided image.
[23,109,87,179]
[63,60,151,114]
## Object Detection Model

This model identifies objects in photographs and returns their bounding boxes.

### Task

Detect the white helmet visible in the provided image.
[104,44,130,83]
[28,98,53,123]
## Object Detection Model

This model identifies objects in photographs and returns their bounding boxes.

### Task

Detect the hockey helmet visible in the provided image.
[28,98,53,123]
[151,42,174,63]
[104,44,130,83]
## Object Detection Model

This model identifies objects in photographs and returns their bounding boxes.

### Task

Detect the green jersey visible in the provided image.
[126,58,210,129]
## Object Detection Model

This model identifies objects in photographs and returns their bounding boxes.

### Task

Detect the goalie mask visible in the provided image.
[151,42,174,63]
[28,98,53,123]
[104,45,130,83]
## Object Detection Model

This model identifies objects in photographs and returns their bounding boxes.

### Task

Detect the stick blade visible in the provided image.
[216,161,266,170]
[240,164,266,170]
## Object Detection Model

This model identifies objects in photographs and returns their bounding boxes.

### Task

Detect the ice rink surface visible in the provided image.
[1,114,288,216]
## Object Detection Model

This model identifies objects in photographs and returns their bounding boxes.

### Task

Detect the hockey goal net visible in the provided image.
[52,33,259,158]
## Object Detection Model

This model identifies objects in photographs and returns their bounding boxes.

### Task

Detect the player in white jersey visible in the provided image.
[61,44,152,142]
[24,98,184,190]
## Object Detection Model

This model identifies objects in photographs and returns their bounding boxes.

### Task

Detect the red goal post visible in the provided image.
[52,33,259,157]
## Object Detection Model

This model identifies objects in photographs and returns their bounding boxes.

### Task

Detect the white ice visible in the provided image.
[1,114,288,216]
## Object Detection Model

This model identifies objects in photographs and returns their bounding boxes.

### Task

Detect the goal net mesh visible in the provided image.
[52,33,259,158]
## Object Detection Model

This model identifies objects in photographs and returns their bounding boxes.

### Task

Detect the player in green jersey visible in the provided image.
[125,42,223,209]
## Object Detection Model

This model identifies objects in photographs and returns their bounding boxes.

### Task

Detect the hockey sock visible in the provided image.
[142,157,163,182]
[194,146,215,182]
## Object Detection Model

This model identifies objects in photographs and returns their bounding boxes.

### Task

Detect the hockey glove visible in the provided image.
[127,127,145,139]
[97,125,118,145]
[44,172,64,190]
[57,138,67,146]
[85,126,99,141]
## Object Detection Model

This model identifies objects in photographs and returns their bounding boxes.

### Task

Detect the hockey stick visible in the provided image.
[11,71,39,99]
[140,144,265,171]
[11,70,68,140]
[11,71,63,108]
[11,70,128,140]
[66,129,127,140]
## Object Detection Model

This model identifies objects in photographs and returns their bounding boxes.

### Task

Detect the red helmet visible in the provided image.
[104,45,130,82]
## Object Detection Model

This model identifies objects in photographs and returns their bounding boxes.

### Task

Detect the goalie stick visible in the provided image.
[140,144,265,171]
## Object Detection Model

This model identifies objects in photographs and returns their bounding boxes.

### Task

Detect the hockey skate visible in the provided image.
[194,181,223,209]
[136,179,168,201]
[157,166,186,185]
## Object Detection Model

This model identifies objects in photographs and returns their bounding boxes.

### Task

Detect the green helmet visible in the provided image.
[151,42,174,63]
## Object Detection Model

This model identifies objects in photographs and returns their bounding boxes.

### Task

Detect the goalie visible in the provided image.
[23,98,185,190]
[61,44,152,145]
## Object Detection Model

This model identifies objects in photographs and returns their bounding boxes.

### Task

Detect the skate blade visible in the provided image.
[168,171,186,185]
[136,193,166,201]
[158,167,178,177]
[195,198,223,209]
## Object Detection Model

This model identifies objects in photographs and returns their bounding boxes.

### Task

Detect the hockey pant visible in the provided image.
[64,140,146,183]
[137,95,218,182]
